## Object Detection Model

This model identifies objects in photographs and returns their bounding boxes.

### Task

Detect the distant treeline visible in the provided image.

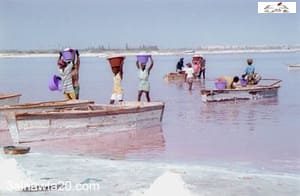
[1,44,299,54]
[0,45,160,54]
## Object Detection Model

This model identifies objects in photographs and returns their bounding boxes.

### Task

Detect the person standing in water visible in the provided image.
[198,56,206,79]
[184,63,196,90]
[136,56,154,102]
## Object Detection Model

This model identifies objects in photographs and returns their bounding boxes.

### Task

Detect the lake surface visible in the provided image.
[0,52,299,195]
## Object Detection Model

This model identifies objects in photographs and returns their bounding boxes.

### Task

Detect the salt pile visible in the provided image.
[0,157,33,191]
[133,170,196,196]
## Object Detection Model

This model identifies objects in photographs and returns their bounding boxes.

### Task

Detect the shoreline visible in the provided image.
[0,48,299,58]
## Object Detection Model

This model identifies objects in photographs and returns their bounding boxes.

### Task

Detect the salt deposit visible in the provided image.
[132,170,196,196]
[0,157,33,191]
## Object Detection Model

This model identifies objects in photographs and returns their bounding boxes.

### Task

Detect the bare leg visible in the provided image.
[64,92,76,100]
[74,86,80,99]
[188,82,193,91]
[138,91,143,101]
[199,70,202,79]
[145,91,151,102]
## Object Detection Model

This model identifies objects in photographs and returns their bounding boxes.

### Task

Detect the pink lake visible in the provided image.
[0,52,299,174]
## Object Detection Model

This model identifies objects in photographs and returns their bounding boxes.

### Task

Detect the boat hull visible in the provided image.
[8,101,165,143]
[0,93,21,106]
[201,85,280,102]
[288,64,300,70]
[164,73,186,81]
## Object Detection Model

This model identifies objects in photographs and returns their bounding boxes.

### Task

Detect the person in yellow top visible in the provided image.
[110,62,124,104]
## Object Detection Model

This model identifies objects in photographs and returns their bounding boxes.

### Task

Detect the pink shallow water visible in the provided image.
[0,53,299,173]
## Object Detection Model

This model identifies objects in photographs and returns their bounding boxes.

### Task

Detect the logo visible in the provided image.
[258,2,296,13]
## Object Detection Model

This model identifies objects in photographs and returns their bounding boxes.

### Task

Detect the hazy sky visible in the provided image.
[0,0,299,50]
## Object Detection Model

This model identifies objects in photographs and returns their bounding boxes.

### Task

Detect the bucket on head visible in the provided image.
[137,54,150,64]
[215,81,227,90]
[62,50,75,61]
[48,75,62,91]
[107,56,125,67]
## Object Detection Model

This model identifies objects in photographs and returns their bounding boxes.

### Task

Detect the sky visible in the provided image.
[0,0,299,50]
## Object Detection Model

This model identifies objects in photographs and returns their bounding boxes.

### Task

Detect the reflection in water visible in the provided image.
[24,126,165,160]
[165,79,205,94]
[163,79,185,91]
[199,79,206,89]
[162,96,290,169]
[200,98,279,132]
[165,78,206,91]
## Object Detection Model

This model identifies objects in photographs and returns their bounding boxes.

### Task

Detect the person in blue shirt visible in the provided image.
[242,58,261,85]
[245,58,255,75]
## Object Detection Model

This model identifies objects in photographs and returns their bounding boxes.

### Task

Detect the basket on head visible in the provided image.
[62,49,75,62]
[107,56,125,67]
[48,75,62,91]
[137,54,150,64]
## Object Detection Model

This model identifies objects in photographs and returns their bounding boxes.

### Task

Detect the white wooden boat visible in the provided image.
[0,100,94,130]
[201,79,281,102]
[164,72,186,81]
[288,64,300,70]
[6,101,165,143]
[0,93,21,106]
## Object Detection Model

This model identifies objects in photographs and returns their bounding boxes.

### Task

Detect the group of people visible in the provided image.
[57,48,154,104]
[57,49,261,101]
[108,56,154,104]
[175,56,261,91]
[176,55,206,90]
[176,55,206,78]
